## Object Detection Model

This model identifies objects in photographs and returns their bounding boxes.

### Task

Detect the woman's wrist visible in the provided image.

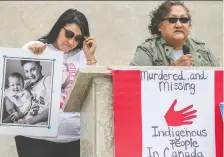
[86,55,97,65]
[86,54,94,60]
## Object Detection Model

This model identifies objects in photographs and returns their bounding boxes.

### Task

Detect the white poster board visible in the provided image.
[113,68,223,157]
[141,69,215,157]
[0,47,63,137]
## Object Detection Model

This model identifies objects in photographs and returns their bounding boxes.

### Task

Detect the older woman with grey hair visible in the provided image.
[130,0,219,67]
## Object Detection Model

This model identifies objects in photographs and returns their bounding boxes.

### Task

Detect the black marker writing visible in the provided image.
[158,81,195,95]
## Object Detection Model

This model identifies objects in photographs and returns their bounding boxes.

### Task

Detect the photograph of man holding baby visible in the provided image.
[0,58,53,126]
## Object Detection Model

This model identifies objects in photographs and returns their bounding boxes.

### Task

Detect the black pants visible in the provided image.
[15,136,80,157]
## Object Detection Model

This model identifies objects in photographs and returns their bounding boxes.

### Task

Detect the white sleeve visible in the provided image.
[22,40,44,50]
[43,75,52,108]
[79,49,87,67]
[17,90,32,115]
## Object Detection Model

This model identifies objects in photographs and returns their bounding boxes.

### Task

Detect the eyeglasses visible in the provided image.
[162,17,190,24]
[63,27,85,43]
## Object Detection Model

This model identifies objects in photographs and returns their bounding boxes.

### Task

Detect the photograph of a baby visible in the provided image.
[2,72,31,123]
[0,58,53,126]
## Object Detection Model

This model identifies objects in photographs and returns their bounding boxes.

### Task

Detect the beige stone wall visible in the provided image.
[0,1,222,157]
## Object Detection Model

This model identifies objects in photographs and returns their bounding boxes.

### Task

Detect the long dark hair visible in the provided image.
[148,0,191,36]
[39,9,90,49]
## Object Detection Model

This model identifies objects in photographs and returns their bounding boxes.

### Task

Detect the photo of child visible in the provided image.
[2,72,31,123]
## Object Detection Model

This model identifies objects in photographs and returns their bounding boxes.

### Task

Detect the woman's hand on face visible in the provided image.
[28,43,47,55]
[83,36,97,60]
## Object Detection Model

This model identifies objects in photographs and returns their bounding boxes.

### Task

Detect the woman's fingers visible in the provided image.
[28,43,47,55]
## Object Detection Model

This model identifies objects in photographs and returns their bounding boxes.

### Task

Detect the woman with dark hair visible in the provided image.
[14,8,97,157]
[130,0,219,67]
